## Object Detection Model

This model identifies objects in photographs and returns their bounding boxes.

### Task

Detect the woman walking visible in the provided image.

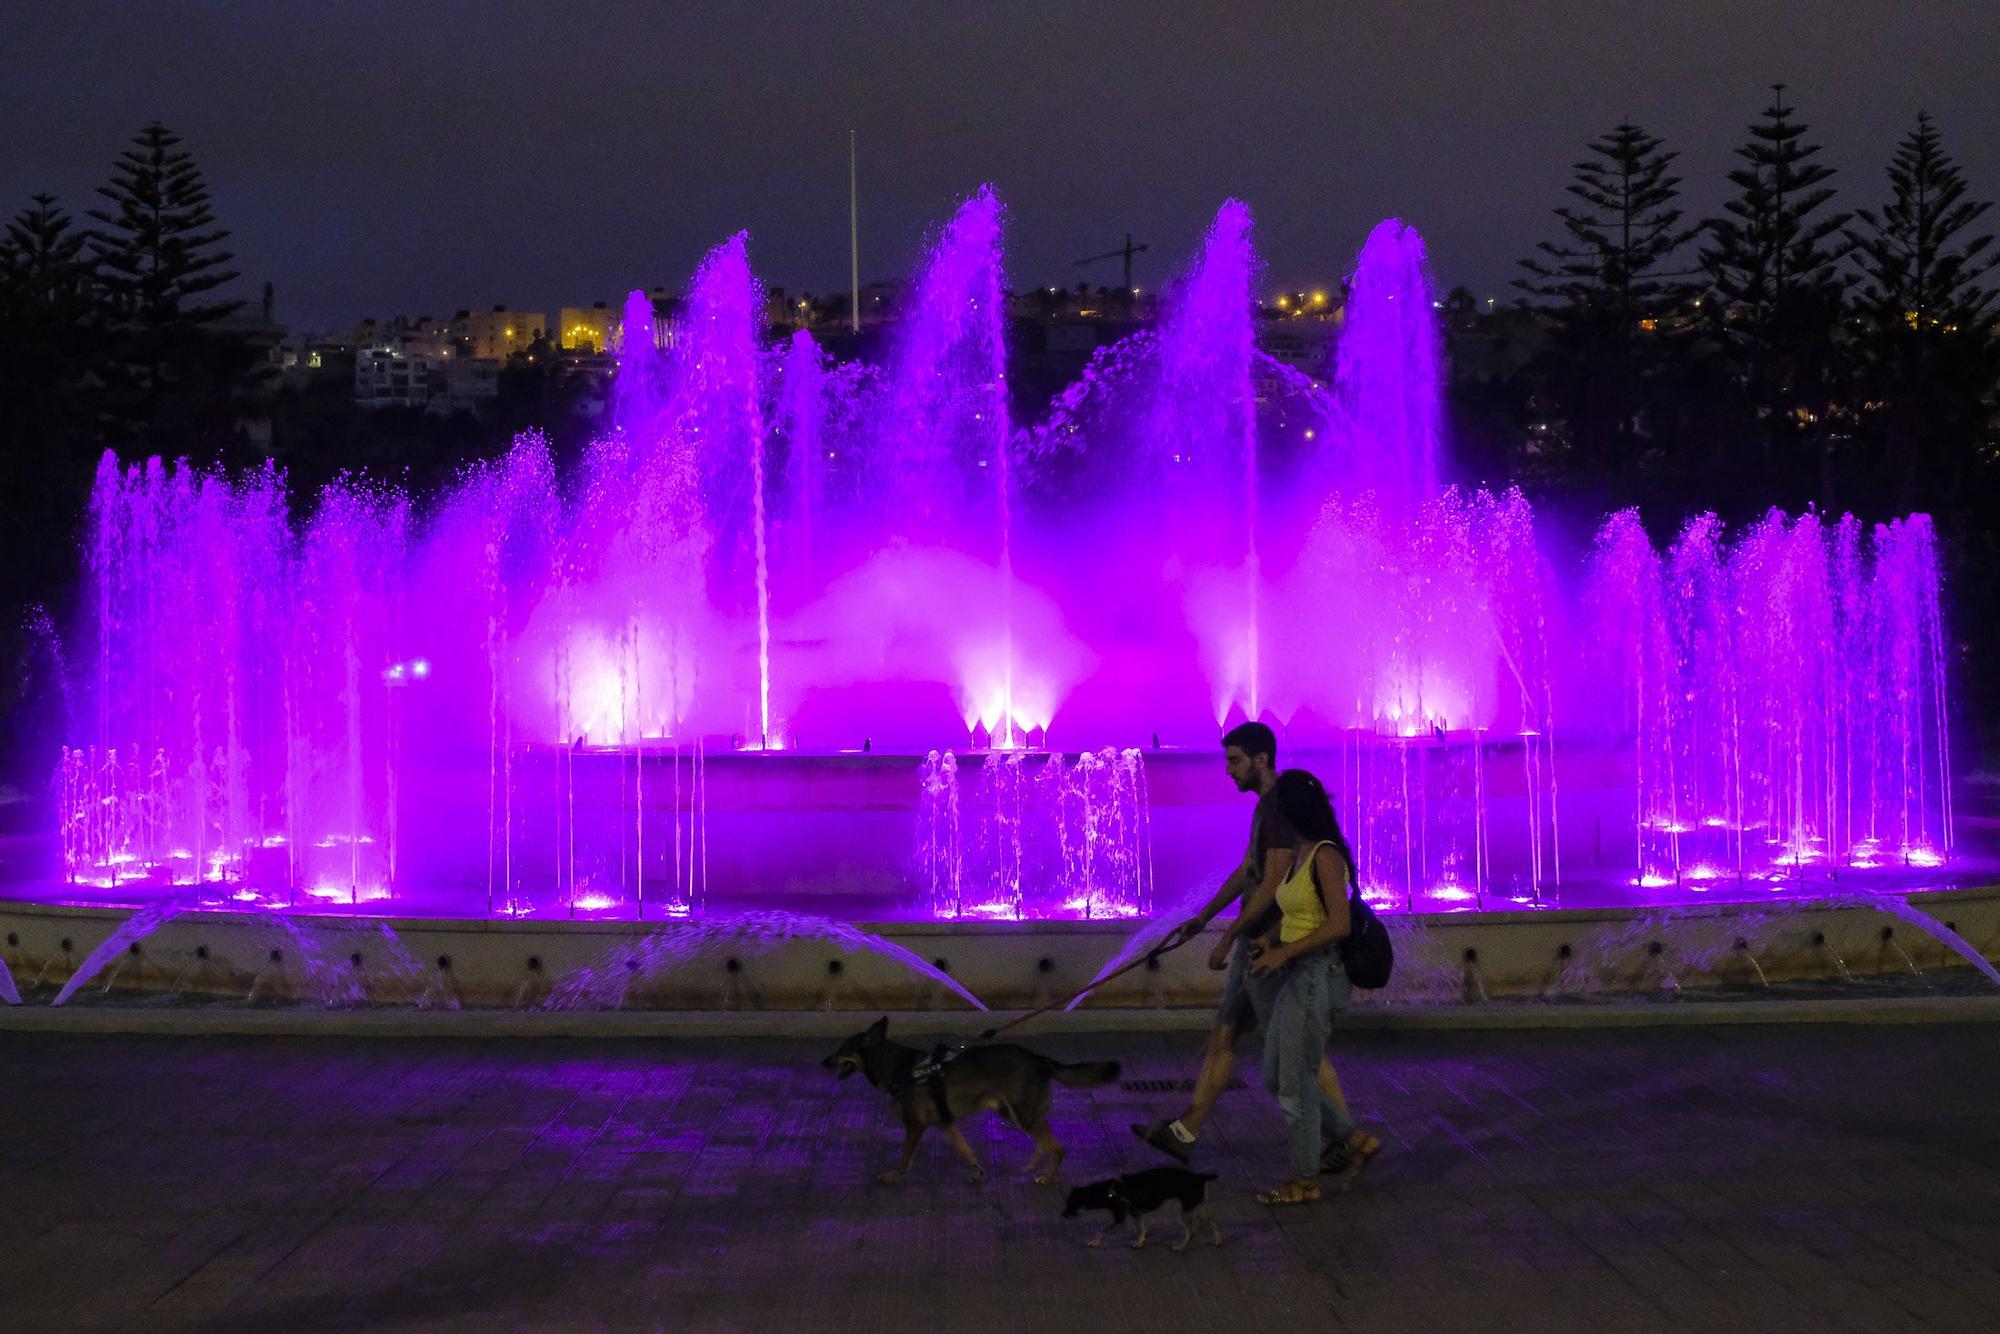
[1242,769,1381,1205]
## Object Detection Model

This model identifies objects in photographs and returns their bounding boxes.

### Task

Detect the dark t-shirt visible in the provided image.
[1241,787,1295,938]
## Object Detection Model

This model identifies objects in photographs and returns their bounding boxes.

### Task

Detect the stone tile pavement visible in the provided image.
[2,1021,1998,1332]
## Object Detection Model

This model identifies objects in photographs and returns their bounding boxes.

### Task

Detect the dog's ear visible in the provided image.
[865,1016,889,1043]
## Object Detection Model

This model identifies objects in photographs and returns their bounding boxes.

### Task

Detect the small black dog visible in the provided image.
[1062,1166,1222,1250]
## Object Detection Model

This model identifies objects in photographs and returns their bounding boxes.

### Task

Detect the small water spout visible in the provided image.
[52,895,204,1006]
[1811,931,1854,983]
[1542,941,1576,1001]
[1460,947,1489,1004]
[34,937,74,989]
[420,954,462,1010]
[512,955,545,1009]
[99,941,146,994]
[1732,937,1771,988]
[817,957,849,1012]
[168,943,213,997]
[246,947,286,1005]
[1879,926,1923,978]
[1640,940,1679,993]
[1836,896,2000,990]
[545,910,987,1011]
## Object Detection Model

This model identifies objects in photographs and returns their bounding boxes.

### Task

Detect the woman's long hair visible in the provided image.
[1271,768,1359,889]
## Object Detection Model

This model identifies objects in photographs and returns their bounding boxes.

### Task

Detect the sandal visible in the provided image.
[1323,1130,1381,1190]
[1256,1178,1322,1206]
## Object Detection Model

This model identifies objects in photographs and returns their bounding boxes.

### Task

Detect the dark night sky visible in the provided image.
[4,1,1996,332]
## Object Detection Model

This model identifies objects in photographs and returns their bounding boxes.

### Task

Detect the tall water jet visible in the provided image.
[776,328,828,599]
[1332,218,1445,513]
[679,234,775,745]
[1153,201,1261,721]
[880,186,1019,742]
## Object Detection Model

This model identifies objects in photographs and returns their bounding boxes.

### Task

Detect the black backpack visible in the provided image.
[1312,853,1394,989]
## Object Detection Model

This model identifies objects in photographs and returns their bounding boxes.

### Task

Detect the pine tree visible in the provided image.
[1518,122,1699,326]
[1,193,92,321]
[0,193,99,661]
[1848,112,1996,345]
[1845,112,1998,508]
[1698,85,1852,500]
[85,122,241,429]
[1515,122,1699,500]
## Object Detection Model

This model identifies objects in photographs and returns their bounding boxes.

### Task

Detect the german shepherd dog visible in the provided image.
[822,1017,1120,1185]
[1062,1167,1222,1250]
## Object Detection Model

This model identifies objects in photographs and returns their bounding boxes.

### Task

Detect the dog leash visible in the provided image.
[976,931,1193,1041]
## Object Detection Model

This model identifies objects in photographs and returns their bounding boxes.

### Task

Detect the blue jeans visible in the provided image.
[1218,936,1284,1034]
[1260,948,1355,1179]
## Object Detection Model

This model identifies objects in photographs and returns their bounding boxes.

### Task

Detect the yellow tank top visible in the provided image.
[1276,840,1338,944]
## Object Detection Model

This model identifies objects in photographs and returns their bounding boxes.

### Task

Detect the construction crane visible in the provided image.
[1074,233,1149,292]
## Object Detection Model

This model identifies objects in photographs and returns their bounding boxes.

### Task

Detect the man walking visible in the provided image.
[1132,722,1364,1174]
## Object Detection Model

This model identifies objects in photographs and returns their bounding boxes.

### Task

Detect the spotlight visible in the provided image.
[1462,948,1478,963]
[436,955,452,970]
[350,952,364,968]
[932,958,950,973]
[1037,957,1055,974]
[527,956,543,972]
[725,958,741,973]
[269,948,283,963]
[1556,943,1572,959]
[827,959,844,976]
[195,945,210,960]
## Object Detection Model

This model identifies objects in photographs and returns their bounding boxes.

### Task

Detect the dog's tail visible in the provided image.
[1043,1058,1121,1089]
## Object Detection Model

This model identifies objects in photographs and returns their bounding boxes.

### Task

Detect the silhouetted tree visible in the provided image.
[1698,85,1851,504]
[1845,111,1999,511]
[0,194,96,615]
[1517,121,1700,501]
[0,194,100,790]
[85,122,246,451]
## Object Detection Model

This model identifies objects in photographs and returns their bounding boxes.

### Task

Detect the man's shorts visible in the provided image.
[1215,936,1280,1035]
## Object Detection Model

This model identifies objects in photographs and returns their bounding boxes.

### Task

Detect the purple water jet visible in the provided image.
[34,195,1960,929]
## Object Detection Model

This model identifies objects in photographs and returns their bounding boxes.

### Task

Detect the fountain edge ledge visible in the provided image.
[2,888,1996,1010]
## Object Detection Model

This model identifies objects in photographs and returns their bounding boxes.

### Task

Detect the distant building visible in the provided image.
[558,302,620,352]
[355,346,433,410]
[352,315,501,414]
[435,356,502,415]
[455,305,547,361]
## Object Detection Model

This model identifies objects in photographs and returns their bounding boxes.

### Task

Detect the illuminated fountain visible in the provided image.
[26,186,1965,957]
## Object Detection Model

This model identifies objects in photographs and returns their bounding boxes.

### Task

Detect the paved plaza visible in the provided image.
[3,1020,1999,1332]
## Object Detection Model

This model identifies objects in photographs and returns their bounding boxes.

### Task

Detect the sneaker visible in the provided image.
[1131,1118,1194,1165]
[1320,1131,1381,1189]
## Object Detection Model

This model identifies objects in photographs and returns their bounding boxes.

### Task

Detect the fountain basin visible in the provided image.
[4,883,1994,1011]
